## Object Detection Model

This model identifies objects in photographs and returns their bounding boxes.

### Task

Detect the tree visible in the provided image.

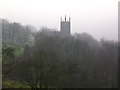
[2,46,15,80]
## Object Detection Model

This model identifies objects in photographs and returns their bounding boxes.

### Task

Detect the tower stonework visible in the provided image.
[60,15,71,36]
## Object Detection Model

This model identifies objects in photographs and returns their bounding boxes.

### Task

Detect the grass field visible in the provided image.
[3,44,25,57]
[14,46,24,56]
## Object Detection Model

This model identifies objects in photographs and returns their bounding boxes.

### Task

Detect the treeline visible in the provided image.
[2,19,35,46]
[2,19,118,88]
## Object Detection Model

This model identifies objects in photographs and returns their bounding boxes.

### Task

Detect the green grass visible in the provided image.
[14,46,24,56]
[3,44,25,57]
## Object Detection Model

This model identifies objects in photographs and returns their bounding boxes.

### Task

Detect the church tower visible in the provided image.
[60,15,71,35]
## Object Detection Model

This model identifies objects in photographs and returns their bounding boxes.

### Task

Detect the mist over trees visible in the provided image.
[2,19,118,88]
[2,19,35,46]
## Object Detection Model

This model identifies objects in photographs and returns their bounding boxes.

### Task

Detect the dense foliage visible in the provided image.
[2,20,118,88]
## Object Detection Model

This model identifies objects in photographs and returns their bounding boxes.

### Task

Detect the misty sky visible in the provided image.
[0,0,119,41]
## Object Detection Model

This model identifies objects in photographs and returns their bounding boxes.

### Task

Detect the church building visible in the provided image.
[60,15,71,36]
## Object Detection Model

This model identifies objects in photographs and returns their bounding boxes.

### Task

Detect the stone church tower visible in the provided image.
[60,15,71,35]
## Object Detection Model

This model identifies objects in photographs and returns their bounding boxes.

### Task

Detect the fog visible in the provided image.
[0,0,118,41]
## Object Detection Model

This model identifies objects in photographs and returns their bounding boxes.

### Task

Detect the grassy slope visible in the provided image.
[4,44,25,57]
[14,46,24,57]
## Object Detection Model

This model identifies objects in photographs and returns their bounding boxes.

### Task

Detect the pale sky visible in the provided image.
[0,0,119,41]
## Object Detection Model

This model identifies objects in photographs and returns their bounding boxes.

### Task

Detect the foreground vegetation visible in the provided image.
[2,19,118,88]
